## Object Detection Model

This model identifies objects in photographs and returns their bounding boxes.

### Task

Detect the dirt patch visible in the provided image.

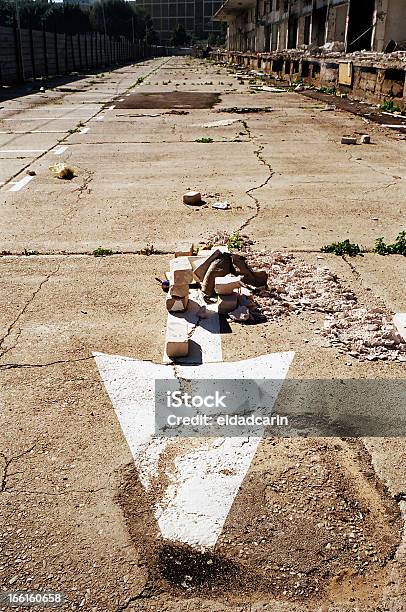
[115,439,402,608]
[301,90,406,130]
[114,92,221,109]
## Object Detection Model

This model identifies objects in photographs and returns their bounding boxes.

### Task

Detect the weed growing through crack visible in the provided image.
[318,86,336,95]
[195,137,213,143]
[379,99,401,113]
[321,239,362,257]
[374,231,406,256]
[93,247,113,257]
[136,76,145,85]
[227,232,242,250]
[68,121,85,134]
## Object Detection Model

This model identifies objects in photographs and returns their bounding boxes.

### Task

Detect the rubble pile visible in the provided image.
[245,251,406,362]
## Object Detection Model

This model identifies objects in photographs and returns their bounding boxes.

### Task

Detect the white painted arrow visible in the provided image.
[94,350,294,548]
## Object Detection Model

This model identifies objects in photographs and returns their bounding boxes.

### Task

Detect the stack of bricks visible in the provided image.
[166,257,193,313]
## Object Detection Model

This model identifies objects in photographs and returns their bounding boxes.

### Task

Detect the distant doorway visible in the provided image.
[347,0,375,51]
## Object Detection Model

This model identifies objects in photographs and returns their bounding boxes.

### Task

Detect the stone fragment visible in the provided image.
[218,293,238,314]
[193,249,221,281]
[169,257,193,285]
[341,136,357,145]
[166,295,189,312]
[183,191,202,205]
[215,274,243,295]
[229,304,250,322]
[201,253,232,296]
[169,284,189,298]
[231,253,268,287]
[360,134,371,144]
[165,315,189,358]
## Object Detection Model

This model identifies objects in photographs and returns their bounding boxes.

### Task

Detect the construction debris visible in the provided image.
[245,251,406,362]
[183,191,202,205]
[216,107,273,114]
[215,274,243,295]
[212,201,230,210]
[49,162,76,180]
[341,136,357,145]
[360,134,371,144]
[165,314,189,358]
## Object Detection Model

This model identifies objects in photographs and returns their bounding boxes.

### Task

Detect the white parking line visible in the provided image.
[94,115,105,122]
[0,149,45,154]
[9,175,34,192]
[54,146,67,155]
[79,127,90,134]
[107,105,116,110]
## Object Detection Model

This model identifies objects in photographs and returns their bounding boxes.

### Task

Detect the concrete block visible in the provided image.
[393,313,406,342]
[166,295,189,312]
[218,292,238,314]
[341,136,357,145]
[169,257,193,285]
[183,191,201,205]
[169,284,189,298]
[361,134,371,144]
[193,249,221,281]
[215,274,243,295]
[165,315,189,358]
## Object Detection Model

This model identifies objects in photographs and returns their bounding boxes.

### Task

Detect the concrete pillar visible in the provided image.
[297,15,305,46]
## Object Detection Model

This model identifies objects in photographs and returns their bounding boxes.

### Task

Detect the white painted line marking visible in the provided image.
[118,98,125,102]
[54,146,67,155]
[79,127,90,134]
[4,117,69,121]
[0,130,66,134]
[107,105,116,110]
[9,175,34,192]
[94,350,295,548]
[0,149,45,154]
[94,115,105,122]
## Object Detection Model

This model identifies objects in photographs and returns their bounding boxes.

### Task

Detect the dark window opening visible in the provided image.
[301,60,310,77]
[347,0,374,52]
[288,16,298,48]
[313,7,327,47]
[304,15,311,45]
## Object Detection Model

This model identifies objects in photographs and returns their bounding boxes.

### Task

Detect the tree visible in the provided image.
[171,23,190,47]
[90,0,146,40]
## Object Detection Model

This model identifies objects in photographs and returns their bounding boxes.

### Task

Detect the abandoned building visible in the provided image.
[212,0,406,108]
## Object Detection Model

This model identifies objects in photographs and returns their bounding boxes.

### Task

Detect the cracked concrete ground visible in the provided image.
[0,56,405,611]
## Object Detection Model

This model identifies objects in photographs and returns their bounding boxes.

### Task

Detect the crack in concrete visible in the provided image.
[0,264,61,358]
[0,355,94,371]
[116,584,156,612]
[50,169,94,234]
[239,120,274,233]
[0,443,37,493]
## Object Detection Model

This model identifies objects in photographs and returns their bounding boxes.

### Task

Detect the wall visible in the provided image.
[0,25,165,86]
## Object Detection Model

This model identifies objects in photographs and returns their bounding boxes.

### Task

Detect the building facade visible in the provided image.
[214,0,406,54]
[135,0,224,44]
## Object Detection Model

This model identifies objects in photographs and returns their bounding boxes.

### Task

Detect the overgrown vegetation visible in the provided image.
[0,0,158,43]
[374,231,406,256]
[93,247,113,257]
[195,137,213,143]
[321,239,362,257]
